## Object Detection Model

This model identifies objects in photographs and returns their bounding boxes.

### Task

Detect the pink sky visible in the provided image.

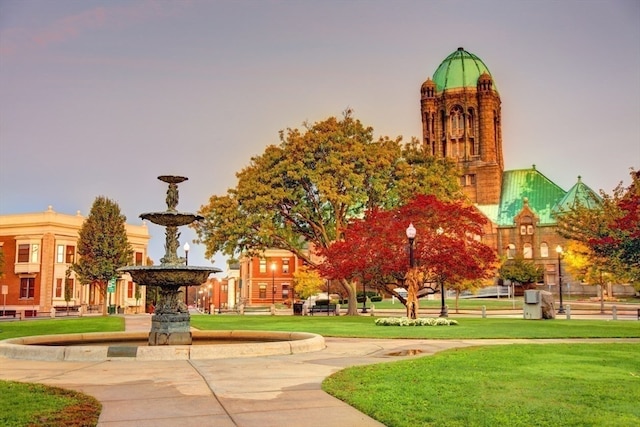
[1,0,638,269]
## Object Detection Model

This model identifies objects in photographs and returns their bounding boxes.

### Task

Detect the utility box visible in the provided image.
[523,290,542,320]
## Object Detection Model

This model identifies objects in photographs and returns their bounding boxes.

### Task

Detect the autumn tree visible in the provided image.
[194,111,462,314]
[73,196,133,316]
[317,194,497,318]
[557,169,639,288]
[292,266,325,300]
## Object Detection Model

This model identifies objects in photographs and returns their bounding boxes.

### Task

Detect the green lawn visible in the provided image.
[0,317,124,340]
[190,315,640,339]
[323,343,640,427]
[2,315,638,427]
[0,381,101,427]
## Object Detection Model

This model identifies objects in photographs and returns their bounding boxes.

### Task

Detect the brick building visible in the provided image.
[421,47,602,289]
[237,248,307,307]
[0,206,150,316]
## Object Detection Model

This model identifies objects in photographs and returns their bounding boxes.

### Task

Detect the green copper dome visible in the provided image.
[432,47,496,93]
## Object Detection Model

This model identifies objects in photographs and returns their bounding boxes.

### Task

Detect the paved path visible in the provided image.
[1,315,638,426]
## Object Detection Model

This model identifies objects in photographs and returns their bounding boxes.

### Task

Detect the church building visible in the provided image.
[420,47,601,288]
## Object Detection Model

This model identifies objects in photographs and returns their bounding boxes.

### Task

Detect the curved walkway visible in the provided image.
[0,316,638,427]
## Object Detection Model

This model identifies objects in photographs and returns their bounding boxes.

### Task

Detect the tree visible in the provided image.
[292,266,325,300]
[317,194,497,318]
[557,169,639,288]
[73,196,133,316]
[498,256,543,293]
[64,266,73,313]
[194,111,462,314]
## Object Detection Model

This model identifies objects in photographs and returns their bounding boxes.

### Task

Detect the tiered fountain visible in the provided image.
[119,175,220,345]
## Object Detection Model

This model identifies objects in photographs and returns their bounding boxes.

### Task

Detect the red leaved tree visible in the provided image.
[317,195,497,318]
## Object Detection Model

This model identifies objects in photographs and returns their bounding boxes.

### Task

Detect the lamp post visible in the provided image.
[271,262,276,306]
[183,242,190,306]
[406,223,416,268]
[406,223,417,318]
[556,245,565,314]
[437,227,447,318]
[361,281,367,314]
[207,283,212,314]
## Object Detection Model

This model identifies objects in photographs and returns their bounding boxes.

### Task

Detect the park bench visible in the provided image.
[309,303,338,316]
[0,310,17,318]
[54,305,80,312]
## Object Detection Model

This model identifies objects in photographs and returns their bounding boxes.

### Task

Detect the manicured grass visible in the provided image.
[373,298,523,310]
[190,315,640,339]
[0,317,124,340]
[323,343,640,427]
[0,380,101,427]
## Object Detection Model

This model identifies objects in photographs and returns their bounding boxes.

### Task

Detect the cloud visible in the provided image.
[0,0,195,55]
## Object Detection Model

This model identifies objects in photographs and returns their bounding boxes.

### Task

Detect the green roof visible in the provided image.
[496,167,566,226]
[432,47,496,93]
[553,176,602,212]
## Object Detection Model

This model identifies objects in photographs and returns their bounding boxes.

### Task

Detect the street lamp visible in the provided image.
[406,223,417,318]
[406,223,416,268]
[183,242,190,306]
[436,227,447,318]
[271,262,276,306]
[361,281,367,314]
[556,245,565,314]
[207,283,212,314]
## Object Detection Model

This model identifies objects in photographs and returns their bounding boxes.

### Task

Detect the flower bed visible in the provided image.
[375,317,459,326]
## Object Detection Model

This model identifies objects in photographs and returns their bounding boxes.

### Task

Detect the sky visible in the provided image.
[1,0,639,272]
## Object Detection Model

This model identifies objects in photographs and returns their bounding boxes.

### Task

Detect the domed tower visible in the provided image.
[421,47,503,205]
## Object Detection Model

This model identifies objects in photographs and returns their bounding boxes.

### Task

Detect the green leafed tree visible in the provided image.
[498,255,543,292]
[193,111,462,314]
[73,196,133,316]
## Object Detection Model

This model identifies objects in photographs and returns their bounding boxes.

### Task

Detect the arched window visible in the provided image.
[523,243,533,259]
[540,242,549,258]
[507,244,516,259]
[450,106,464,138]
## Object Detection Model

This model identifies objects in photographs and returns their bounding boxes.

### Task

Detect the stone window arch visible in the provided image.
[540,242,549,258]
[523,243,533,259]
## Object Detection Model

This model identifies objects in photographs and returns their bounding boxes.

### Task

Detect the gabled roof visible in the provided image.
[496,166,566,226]
[553,176,602,212]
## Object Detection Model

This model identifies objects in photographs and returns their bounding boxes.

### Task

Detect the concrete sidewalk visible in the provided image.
[1,315,638,426]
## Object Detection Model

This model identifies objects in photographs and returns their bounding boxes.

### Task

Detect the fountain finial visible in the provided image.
[158,175,187,212]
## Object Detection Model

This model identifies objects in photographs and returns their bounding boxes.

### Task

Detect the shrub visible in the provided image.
[375,317,459,326]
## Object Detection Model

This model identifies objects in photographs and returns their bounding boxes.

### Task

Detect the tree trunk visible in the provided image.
[101,282,108,317]
[405,269,422,319]
[340,278,359,315]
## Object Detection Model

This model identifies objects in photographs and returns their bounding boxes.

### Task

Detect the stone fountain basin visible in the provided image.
[118,265,220,287]
[0,330,325,362]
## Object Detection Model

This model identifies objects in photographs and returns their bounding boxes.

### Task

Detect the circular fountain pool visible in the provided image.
[0,330,325,361]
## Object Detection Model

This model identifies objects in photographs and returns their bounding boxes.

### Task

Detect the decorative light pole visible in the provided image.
[556,245,565,314]
[406,223,417,319]
[183,242,190,305]
[437,227,447,318]
[271,262,276,306]
[361,281,367,314]
[207,283,212,314]
[406,223,416,268]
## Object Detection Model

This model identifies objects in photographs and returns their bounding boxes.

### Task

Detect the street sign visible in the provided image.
[107,278,116,294]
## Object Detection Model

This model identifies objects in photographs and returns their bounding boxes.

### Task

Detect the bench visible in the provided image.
[0,310,17,318]
[309,303,337,315]
[54,306,80,313]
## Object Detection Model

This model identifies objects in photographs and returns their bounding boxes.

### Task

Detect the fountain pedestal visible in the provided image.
[149,313,192,345]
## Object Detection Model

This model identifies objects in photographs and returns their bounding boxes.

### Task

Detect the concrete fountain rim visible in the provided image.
[0,330,325,362]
